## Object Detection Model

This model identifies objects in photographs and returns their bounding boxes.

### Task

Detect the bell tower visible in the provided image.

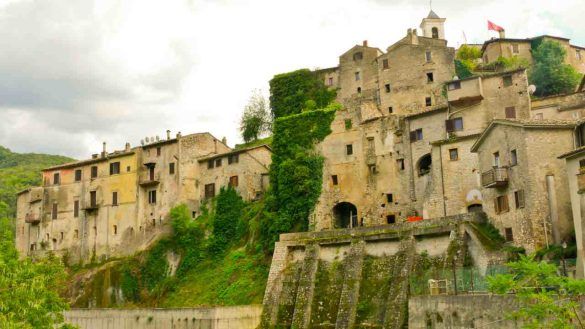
[420,10,446,40]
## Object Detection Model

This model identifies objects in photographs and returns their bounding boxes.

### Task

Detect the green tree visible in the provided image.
[455,45,482,76]
[269,69,336,119]
[488,255,585,328]
[240,90,272,143]
[0,218,75,329]
[208,187,246,255]
[530,40,582,97]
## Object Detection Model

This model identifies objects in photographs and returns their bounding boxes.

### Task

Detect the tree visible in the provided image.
[488,255,585,328]
[530,40,582,97]
[0,218,76,329]
[456,45,482,76]
[240,90,272,143]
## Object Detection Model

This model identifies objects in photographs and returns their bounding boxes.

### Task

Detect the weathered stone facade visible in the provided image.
[15,133,271,263]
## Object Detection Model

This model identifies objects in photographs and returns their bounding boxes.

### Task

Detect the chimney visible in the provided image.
[166,130,171,140]
[101,142,107,158]
[125,142,131,152]
[176,131,182,139]
[362,40,368,47]
[498,30,506,39]
[221,137,227,145]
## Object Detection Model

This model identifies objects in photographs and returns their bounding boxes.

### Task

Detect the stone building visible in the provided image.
[531,91,585,120]
[15,132,271,263]
[471,119,577,252]
[481,35,585,74]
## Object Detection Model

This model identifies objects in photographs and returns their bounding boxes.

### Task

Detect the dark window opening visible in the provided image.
[388,106,393,114]
[52,203,58,220]
[397,159,405,170]
[148,190,156,204]
[345,119,352,130]
[431,27,439,39]
[426,72,434,83]
[328,77,333,86]
[503,75,513,87]
[510,149,518,166]
[448,81,461,90]
[495,195,509,214]
[110,162,120,175]
[205,183,215,199]
[385,84,391,93]
[579,159,585,169]
[467,204,483,213]
[228,154,239,164]
[113,225,118,235]
[505,228,514,242]
[75,170,82,182]
[446,118,464,132]
[418,154,432,176]
[229,175,239,187]
[505,106,516,119]
[333,202,358,229]
[382,58,389,69]
[91,166,98,178]
[156,147,161,156]
[386,215,396,224]
[425,51,432,63]
[169,162,175,174]
[192,211,196,219]
[357,87,362,93]
[353,52,363,61]
[410,128,423,142]
[112,192,118,206]
[332,175,338,185]
[346,144,353,155]
[53,173,60,185]
[90,191,97,208]
[425,97,432,107]
[208,160,214,169]
[215,158,222,167]
[127,166,131,172]
[449,148,459,161]
[74,200,79,218]
[386,193,393,202]
[355,71,360,81]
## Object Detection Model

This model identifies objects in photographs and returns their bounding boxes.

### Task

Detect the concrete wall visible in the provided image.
[408,295,521,329]
[64,305,262,329]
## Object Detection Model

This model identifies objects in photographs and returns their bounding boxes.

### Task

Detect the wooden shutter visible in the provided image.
[445,119,454,133]
[502,195,509,213]
[409,131,417,142]
[494,198,500,214]
[517,190,525,208]
[505,107,516,119]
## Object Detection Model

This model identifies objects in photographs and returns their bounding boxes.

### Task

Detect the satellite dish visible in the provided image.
[528,85,537,94]
[453,75,460,80]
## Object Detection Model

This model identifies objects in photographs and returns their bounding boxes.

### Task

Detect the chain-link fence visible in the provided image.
[409,265,509,296]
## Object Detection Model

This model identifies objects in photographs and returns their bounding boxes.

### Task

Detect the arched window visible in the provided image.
[432,27,439,39]
[333,202,358,229]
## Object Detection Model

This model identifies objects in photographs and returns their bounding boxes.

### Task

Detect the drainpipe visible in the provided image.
[546,175,561,245]
[438,143,447,217]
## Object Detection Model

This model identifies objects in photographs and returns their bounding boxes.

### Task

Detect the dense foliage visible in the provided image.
[240,90,272,143]
[0,218,75,329]
[0,146,72,218]
[488,255,585,328]
[530,40,582,97]
[269,69,336,118]
[454,60,473,79]
[208,187,246,255]
[455,45,481,76]
[258,104,339,251]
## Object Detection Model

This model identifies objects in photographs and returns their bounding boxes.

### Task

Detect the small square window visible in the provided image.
[229,175,239,187]
[332,175,338,185]
[346,144,353,155]
[503,75,513,87]
[425,97,432,107]
[382,59,389,69]
[207,160,214,169]
[228,154,239,164]
[426,72,434,83]
[353,52,363,61]
[388,106,393,114]
[109,162,120,175]
[505,106,516,119]
[386,193,393,202]
[386,215,396,224]
[127,166,131,172]
[449,148,458,161]
[385,84,391,93]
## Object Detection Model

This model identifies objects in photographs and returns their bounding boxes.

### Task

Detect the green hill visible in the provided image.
[0,146,73,218]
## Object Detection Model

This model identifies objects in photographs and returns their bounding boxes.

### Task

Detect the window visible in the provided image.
[192,211,196,219]
[75,169,82,182]
[425,97,432,107]
[346,144,353,155]
[204,183,215,199]
[448,81,461,90]
[510,150,518,166]
[228,154,239,164]
[512,44,519,54]
[385,84,391,93]
[91,166,98,178]
[535,113,544,120]
[386,193,393,202]
[386,215,396,224]
[514,190,525,209]
[60,232,64,240]
[113,225,118,235]
[53,173,60,185]
[332,175,338,185]
[156,147,161,156]
[148,190,157,204]
[52,203,58,220]
[74,230,79,238]
[215,158,222,167]
[505,106,516,119]
[345,119,352,130]
[446,118,463,132]
[449,148,459,161]
[328,77,333,86]
[369,164,377,174]
[397,159,405,170]
[425,51,432,63]
[355,71,361,81]
[208,160,214,169]
[127,166,131,172]
[484,54,489,63]
[90,191,97,208]
[410,128,423,142]
[112,192,118,206]
[357,87,361,93]
[74,200,79,218]
[388,106,393,114]
[229,175,239,187]
[169,162,175,174]
[367,137,375,149]
[426,72,434,83]
[431,27,439,39]
[503,75,513,87]
[110,162,120,175]
[353,52,363,61]
[580,159,585,169]
[504,228,514,242]
[577,50,582,61]
[382,58,389,69]
[494,195,509,214]
[493,152,500,167]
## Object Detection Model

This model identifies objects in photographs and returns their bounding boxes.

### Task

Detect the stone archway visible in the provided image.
[417,153,432,176]
[333,202,358,229]
[467,204,483,213]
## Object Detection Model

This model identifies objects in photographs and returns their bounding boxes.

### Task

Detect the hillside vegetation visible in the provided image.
[0,146,73,218]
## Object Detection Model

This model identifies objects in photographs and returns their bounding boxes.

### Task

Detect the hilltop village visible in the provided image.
[13,10,585,328]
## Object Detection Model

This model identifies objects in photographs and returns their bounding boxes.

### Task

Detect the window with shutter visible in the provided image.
[52,203,58,219]
[515,190,525,209]
[445,119,454,132]
[409,130,417,142]
[505,228,514,242]
[505,107,516,119]
[229,176,239,187]
[205,184,215,199]
[494,198,500,214]
[112,192,118,206]
[91,166,98,178]
[74,200,79,218]
[502,195,509,213]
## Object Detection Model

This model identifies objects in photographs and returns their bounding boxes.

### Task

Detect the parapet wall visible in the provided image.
[260,212,501,329]
[64,305,262,329]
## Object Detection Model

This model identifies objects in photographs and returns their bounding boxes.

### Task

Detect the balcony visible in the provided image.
[82,201,100,211]
[139,172,160,187]
[447,78,484,106]
[25,213,41,225]
[481,167,509,188]
[578,172,585,194]
[29,188,43,203]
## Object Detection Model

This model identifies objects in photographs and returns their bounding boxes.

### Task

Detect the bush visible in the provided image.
[530,40,582,97]
[208,187,246,255]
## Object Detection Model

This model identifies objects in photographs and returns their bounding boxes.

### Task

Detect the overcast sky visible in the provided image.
[0,0,583,159]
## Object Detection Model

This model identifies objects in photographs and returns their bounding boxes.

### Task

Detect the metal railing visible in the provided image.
[481,167,509,188]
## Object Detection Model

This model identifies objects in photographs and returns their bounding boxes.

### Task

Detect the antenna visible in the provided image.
[430,0,432,11]
[528,85,537,94]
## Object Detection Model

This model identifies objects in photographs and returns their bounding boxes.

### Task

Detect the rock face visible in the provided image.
[260,212,505,329]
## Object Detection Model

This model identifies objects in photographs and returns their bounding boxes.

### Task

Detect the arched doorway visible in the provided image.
[467,204,483,213]
[432,27,439,39]
[417,154,432,176]
[333,202,358,229]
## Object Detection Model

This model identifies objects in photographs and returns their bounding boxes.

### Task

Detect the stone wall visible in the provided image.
[408,295,521,329]
[64,305,262,329]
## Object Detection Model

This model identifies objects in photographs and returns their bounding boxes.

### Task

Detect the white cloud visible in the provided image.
[0,0,582,158]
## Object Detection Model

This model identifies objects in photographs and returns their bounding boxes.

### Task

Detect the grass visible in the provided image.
[234,136,273,150]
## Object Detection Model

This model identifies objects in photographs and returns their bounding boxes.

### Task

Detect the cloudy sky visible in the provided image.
[0,0,583,159]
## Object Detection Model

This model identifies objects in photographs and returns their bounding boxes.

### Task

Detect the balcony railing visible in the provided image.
[139,172,160,187]
[578,172,585,194]
[25,213,41,224]
[82,201,100,211]
[481,167,509,188]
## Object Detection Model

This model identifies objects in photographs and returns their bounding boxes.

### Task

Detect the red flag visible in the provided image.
[487,20,504,32]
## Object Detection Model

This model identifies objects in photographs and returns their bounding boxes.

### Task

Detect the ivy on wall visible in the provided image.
[269,69,337,119]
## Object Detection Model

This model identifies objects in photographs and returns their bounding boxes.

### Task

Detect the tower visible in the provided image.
[420,10,446,40]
